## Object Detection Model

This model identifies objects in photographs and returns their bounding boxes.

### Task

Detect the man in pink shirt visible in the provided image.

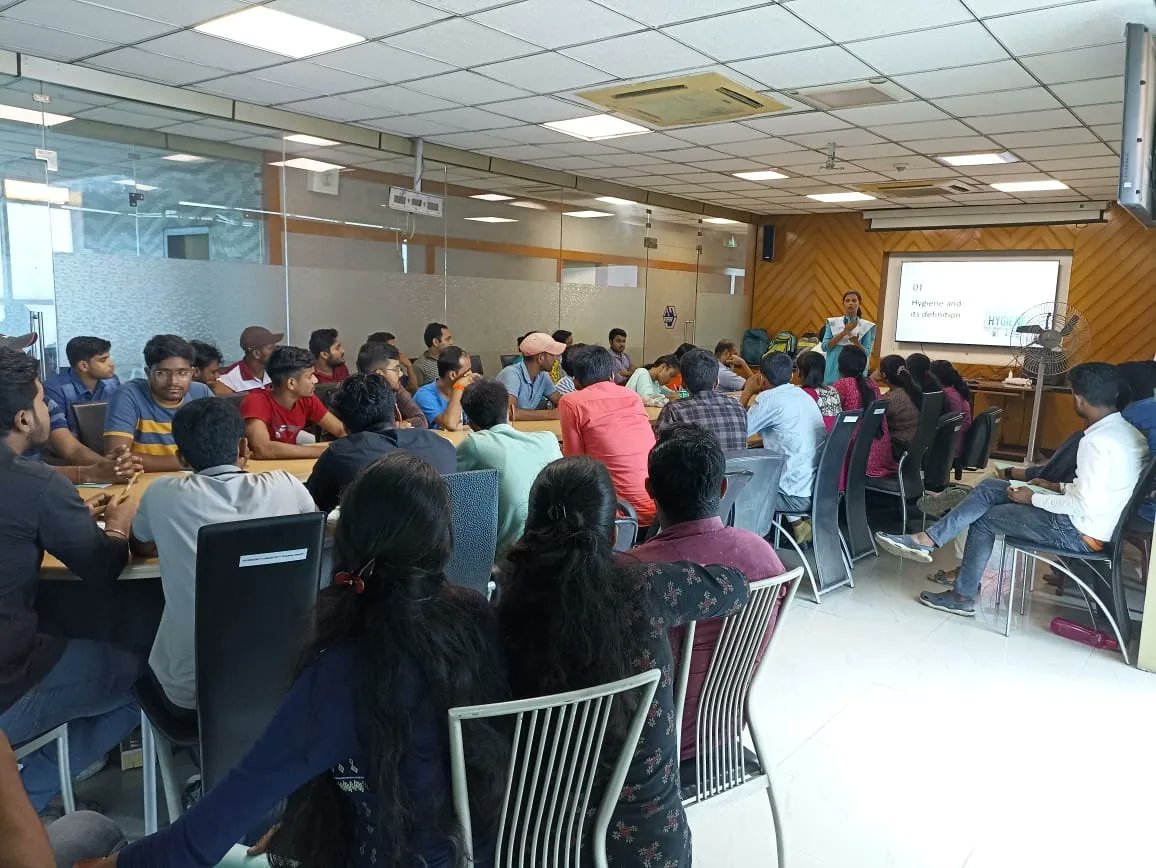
[558,344,657,527]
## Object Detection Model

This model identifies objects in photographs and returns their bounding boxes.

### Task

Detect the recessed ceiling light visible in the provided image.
[596,196,635,205]
[938,151,1018,167]
[542,115,649,142]
[563,210,615,218]
[163,154,210,163]
[509,200,548,210]
[733,170,788,181]
[703,217,742,225]
[4,179,69,204]
[470,193,515,201]
[114,179,158,191]
[270,158,345,172]
[284,134,340,147]
[990,179,1069,192]
[195,6,364,59]
[0,103,72,126]
[464,216,519,223]
[807,191,877,203]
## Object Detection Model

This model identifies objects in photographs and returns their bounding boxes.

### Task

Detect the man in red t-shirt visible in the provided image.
[241,345,346,459]
[309,327,349,385]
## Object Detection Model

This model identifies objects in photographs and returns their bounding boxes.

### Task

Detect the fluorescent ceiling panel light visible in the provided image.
[163,154,210,163]
[703,217,742,224]
[284,134,340,146]
[596,196,635,205]
[470,193,515,201]
[195,7,364,58]
[990,179,1069,192]
[510,200,548,210]
[732,170,788,181]
[937,151,1018,167]
[542,115,649,142]
[464,216,519,223]
[178,200,230,209]
[563,210,614,218]
[0,103,72,126]
[4,180,69,204]
[270,158,345,172]
[806,191,877,203]
[114,179,158,191]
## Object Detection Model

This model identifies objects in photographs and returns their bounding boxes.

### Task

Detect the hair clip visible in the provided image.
[334,558,375,595]
[546,503,568,521]
[897,366,908,375]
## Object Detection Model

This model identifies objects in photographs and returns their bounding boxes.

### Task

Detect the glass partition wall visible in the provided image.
[0,77,753,379]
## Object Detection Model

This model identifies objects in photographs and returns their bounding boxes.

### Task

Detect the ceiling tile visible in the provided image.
[138,31,287,73]
[715,137,815,157]
[81,47,228,85]
[846,23,1011,75]
[967,108,1082,134]
[71,105,178,129]
[991,127,1098,147]
[834,143,917,160]
[663,5,827,62]
[1032,154,1120,171]
[361,116,460,137]
[6,0,174,42]
[966,0,1070,14]
[692,157,783,172]
[743,112,851,135]
[0,17,116,61]
[851,154,942,172]
[1072,102,1123,126]
[772,149,829,167]
[1051,77,1124,107]
[1058,166,1122,180]
[470,0,641,49]
[596,152,663,165]
[276,96,385,122]
[342,85,458,114]
[667,122,766,146]
[194,74,313,104]
[1089,124,1121,142]
[531,155,611,170]
[786,128,885,148]
[732,45,877,90]
[490,123,582,144]
[587,0,762,27]
[893,60,1037,98]
[832,101,948,126]
[656,146,729,163]
[610,131,698,152]
[785,0,972,41]
[74,0,249,26]
[266,0,448,38]
[561,31,713,78]
[984,0,1156,56]
[484,143,566,160]
[475,53,613,93]
[412,106,524,130]
[385,18,540,66]
[253,62,379,96]
[1012,142,1116,161]
[482,95,590,123]
[1018,43,1124,84]
[420,0,510,12]
[870,119,976,140]
[404,70,531,105]
[902,135,999,152]
[314,41,454,82]
[934,87,1063,117]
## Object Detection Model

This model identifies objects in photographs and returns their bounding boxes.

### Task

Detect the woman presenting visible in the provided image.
[820,289,875,384]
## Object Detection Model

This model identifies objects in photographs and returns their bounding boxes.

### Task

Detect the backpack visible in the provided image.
[797,331,821,353]
[766,330,797,357]
[740,329,771,365]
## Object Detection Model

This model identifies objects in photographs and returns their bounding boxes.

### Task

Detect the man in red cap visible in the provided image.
[494,331,566,421]
[213,326,282,395]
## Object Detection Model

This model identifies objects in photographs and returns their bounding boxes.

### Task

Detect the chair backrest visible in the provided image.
[845,398,888,480]
[814,410,860,499]
[220,392,247,412]
[313,382,339,408]
[719,469,754,526]
[923,412,964,493]
[724,449,786,537]
[957,407,1003,471]
[613,499,639,551]
[899,391,944,499]
[445,469,500,594]
[673,568,804,794]
[499,354,520,368]
[448,668,661,868]
[73,401,108,453]
[470,354,485,376]
[194,512,326,791]
[1109,455,1156,552]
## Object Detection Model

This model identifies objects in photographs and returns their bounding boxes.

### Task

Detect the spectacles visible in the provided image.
[150,367,192,380]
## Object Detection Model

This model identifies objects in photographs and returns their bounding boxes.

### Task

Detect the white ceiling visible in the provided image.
[0,0,1148,214]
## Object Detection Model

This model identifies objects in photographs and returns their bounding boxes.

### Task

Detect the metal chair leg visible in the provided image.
[1018,555,1031,616]
[1005,549,1017,637]
[1022,553,1131,665]
[773,518,820,603]
[56,726,75,814]
[155,737,183,824]
[141,714,158,835]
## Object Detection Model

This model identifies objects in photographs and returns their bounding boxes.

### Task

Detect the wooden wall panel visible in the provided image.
[752,205,1156,370]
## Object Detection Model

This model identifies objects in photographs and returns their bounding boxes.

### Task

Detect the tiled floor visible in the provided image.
[79,543,1156,868]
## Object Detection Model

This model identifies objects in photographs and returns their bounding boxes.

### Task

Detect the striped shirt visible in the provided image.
[104,379,213,457]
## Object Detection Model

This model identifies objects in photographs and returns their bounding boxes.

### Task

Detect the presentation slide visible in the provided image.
[894,259,1061,347]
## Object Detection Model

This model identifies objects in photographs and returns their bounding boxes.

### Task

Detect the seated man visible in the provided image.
[657,348,748,452]
[458,380,563,556]
[190,340,224,390]
[43,336,121,436]
[356,341,428,428]
[714,339,754,392]
[559,344,656,528]
[633,423,784,757]
[413,346,478,431]
[745,351,826,543]
[414,322,452,386]
[104,334,214,472]
[307,373,456,512]
[213,325,281,395]
[608,327,635,385]
[555,343,582,395]
[495,332,564,420]
[625,354,679,407]
[878,363,1148,617]
[0,347,138,813]
[309,327,349,385]
[131,398,317,717]
[241,346,346,460]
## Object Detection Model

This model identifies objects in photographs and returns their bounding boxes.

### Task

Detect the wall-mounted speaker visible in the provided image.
[761,225,776,261]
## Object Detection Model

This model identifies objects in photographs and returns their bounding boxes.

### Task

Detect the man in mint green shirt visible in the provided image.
[458,379,562,556]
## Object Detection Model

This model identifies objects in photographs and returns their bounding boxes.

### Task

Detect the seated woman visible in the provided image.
[930,359,973,454]
[797,350,842,432]
[833,346,897,478]
[497,457,748,868]
[905,352,942,397]
[98,453,509,868]
[877,354,922,457]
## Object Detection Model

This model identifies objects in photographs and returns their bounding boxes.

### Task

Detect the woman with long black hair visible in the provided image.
[833,346,896,478]
[930,359,973,450]
[498,457,747,868]
[878,354,922,457]
[105,453,509,868]
[905,352,943,396]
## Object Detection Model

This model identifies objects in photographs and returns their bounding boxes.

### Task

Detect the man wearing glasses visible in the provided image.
[355,341,429,429]
[104,334,213,472]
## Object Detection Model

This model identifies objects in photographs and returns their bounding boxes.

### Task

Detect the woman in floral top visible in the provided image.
[833,346,897,478]
[498,456,748,867]
[797,350,842,432]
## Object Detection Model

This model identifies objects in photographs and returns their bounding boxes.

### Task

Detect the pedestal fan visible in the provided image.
[1011,302,1091,462]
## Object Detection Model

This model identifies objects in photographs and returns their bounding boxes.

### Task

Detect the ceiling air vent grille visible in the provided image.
[577,73,791,127]
[858,180,978,198]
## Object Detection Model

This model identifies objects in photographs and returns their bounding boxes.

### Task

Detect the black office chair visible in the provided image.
[220,392,247,412]
[445,469,500,595]
[923,412,965,494]
[720,469,754,527]
[614,499,640,552]
[843,399,888,562]
[500,354,520,368]
[470,354,485,376]
[73,401,108,453]
[724,449,785,539]
[865,391,944,531]
[313,382,339,409]
[954,407,1003,480]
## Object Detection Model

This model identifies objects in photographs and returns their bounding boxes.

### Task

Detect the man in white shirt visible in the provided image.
[130,397,316,717]
[877,362,1147,617]
[715,339,753,391]
[213,325,281,394]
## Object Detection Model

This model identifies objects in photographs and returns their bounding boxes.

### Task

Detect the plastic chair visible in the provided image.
[864,391,944,532]
[998,456,1156,662]
[72,401,108,453]
[723,449,785,538]
[954,407,1003,480]
[719,469,754,527]
[843,399,888,562]
[13,724,75,814]
[445,469,500,595]
[673,567,804,868]
[136,512,326,833]
[613,499,639,551]
[923,412,965,494]
[448,668,661,868]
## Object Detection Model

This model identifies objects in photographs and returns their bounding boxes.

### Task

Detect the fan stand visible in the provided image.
[1025,369,1046,464]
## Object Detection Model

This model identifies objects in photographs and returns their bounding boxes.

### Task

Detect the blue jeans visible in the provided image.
[0,639,140,811]
[926,478,1090,599]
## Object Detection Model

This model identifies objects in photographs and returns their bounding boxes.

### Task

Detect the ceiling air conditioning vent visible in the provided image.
[792,80,908,111]
[577,72,791,127]
[858,180,978,198]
